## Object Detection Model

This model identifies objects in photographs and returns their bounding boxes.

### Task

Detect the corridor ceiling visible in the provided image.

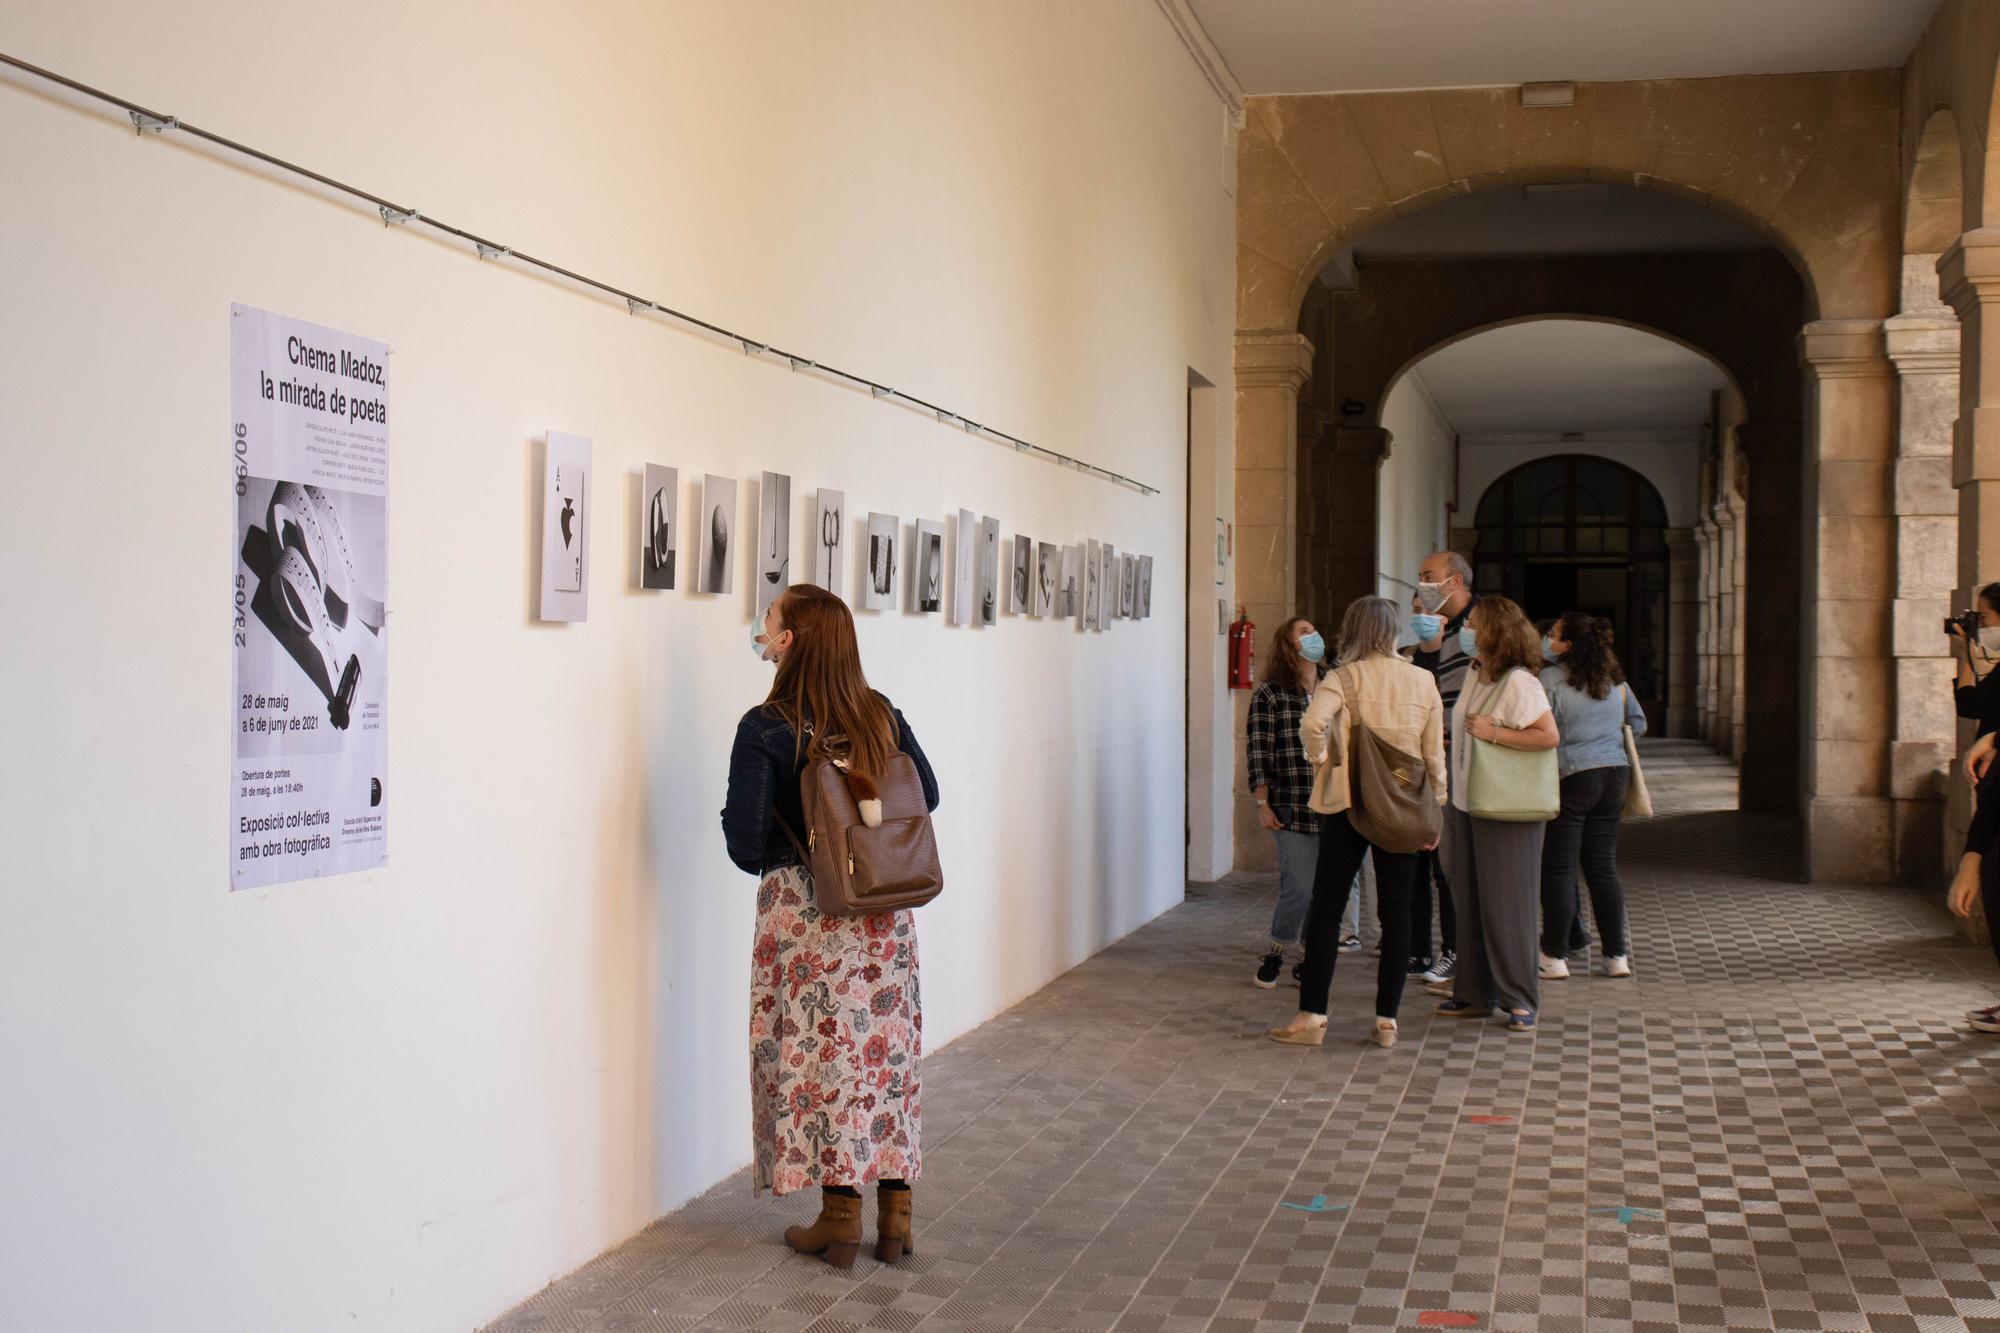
[1187,0,1941,94]
[1406,320,1726,437]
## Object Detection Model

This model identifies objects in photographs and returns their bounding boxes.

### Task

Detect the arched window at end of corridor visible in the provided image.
[1473,455,1671,729]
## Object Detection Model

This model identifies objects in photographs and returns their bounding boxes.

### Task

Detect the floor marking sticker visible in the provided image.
[1465,1114,1513,1125]
[1278,1194,1350,1214]
[1589,1205,1664,1225]
[1416,1312,1480,1327]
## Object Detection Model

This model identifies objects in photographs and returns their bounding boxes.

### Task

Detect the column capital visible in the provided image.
[1798,319,1890,378]
[1938,229,2000,317]
[1235,331,1315,392]
[1883,312,1961,376]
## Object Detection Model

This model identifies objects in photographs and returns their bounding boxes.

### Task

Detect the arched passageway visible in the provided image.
[1286,191,1805,820]
[1234,73,1918,884]
[1472,456,1674,726]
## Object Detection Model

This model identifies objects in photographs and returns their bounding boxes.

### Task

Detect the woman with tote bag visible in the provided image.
[1536,612,1647,981]
[1268,596,1447,1050]
[1430,595,1560,1033]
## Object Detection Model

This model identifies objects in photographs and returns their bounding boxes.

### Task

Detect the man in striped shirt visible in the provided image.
[1404,550,1477,982]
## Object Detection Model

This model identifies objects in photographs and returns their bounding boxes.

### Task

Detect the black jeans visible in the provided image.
[1538,765,1631,958]
[1299,811,1421,1019]
[1408,849,1457,961]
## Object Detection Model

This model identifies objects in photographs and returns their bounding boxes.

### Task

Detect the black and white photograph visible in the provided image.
[979,516,1000,626]
[1121,552,1136,619]
[757,471,790,618]
[953,508,977,626]
[1009,534,1032,615]
[1084,538,1102,630]
[863,511,897,611]
[1101,542,1117,622]
[700,473,736,595]
[1034,541,1058,618]
[542,432,592,620]
[1138,554,1153,619]
[912,519,945,614]
[815,489,844,598]
[641,463,677,590]
[1059,545,1080,620]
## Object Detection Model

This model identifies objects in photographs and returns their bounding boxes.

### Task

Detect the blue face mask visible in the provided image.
[1411,612,1443,642]
[1542,635,1560,663]
[1458,625,1478,659]
[1298,631,1326,664]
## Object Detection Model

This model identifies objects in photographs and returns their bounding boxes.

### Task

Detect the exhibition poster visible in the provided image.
[230,304,390,891]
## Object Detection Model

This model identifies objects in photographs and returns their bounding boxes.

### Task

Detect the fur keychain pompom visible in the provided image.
[848,770,883,828]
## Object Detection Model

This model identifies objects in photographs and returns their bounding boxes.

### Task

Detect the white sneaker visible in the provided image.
[1538,953,1570,980]
[1602,955,1633,979]
[1373,1017,1397,1048]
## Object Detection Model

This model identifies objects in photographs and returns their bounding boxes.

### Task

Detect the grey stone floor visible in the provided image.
[485,741,2000,1333]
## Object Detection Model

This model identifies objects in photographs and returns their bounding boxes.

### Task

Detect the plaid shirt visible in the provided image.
[1246,681,1321,832]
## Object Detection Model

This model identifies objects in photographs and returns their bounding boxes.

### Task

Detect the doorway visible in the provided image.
[1474,454,1670,729]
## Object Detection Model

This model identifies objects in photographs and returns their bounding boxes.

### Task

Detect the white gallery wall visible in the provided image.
[0,3,1236,1330]
[1376,367,1457,597]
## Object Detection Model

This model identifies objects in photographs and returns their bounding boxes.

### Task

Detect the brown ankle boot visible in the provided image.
[875,1187,915,1262]
[783,1190,862,1267]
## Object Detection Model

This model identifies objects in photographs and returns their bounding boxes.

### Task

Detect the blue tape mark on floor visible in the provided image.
[1280,1195,1349,1214]
[1588,1205,1663,1225]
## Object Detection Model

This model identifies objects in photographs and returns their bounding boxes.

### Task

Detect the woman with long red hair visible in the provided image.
[722,584,939,1268]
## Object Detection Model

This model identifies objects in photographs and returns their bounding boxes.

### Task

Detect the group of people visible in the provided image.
[715,562,1647,1263]
[1247,552,1645,1048]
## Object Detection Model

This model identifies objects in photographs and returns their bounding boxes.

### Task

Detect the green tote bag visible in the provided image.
[1464,670,1559,822]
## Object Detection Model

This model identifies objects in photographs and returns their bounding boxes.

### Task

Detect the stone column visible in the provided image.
[1798,319,1897,883]
[1232,331,1315,872]
[1941,232,2000,609]
[1666,528,1698,737]
[1694,518,1717,739]
[1885,255,1961,883]
[1724,489,1748,764]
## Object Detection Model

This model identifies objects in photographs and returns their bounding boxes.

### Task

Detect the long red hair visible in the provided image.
[766,584,898,777]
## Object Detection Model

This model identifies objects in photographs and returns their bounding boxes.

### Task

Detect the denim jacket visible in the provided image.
[1539,667,1647,779]
[720,693,940,875]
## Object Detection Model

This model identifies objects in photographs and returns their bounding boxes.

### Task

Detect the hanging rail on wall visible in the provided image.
[0,51,1158,497]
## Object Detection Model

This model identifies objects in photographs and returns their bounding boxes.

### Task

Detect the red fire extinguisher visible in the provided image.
[1228,608,1256,690]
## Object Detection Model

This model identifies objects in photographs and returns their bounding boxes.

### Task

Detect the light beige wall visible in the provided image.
[0,3,1236,1330]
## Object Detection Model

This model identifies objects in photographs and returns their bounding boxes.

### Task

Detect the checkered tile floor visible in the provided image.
[485,741,2000,1333]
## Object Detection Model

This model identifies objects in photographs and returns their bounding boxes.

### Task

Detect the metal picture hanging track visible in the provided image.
[0,51,1158,497]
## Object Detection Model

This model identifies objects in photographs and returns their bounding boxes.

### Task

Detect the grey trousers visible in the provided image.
[1444,805,1544,1015]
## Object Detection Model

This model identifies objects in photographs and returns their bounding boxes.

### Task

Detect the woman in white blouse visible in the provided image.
[1431,594,1559,1033]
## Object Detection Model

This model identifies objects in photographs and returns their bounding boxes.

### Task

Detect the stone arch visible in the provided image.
[1232,76,1903,882]
[1905,107,1967,254]
[1233,75,1900,337]
[1292,251,1804,820]
[1376,314,1746,748]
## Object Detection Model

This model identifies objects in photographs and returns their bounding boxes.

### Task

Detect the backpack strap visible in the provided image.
[772,806,811,865]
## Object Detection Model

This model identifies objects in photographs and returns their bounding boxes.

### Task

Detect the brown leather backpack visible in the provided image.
[1334,664,1442,854]
[776,747,942,917]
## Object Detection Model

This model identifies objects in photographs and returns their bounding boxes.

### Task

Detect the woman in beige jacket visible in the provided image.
[1268,596,1448,1049]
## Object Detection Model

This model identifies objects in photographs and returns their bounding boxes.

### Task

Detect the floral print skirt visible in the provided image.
[749,864,922,1195]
